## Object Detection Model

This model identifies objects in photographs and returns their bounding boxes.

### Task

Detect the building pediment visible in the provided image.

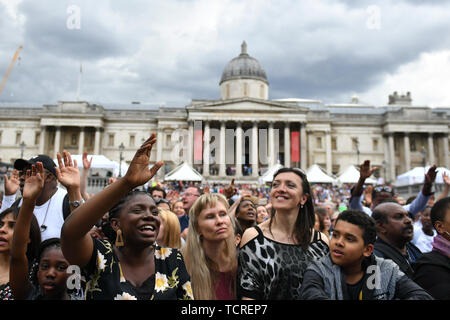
[187,97,308,113]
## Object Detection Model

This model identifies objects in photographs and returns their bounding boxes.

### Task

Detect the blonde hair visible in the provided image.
[158,209,182,249]
[181,193,237,300]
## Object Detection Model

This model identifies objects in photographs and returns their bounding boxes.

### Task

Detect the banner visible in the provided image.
[291,131,300,162]
[194,129,203,161]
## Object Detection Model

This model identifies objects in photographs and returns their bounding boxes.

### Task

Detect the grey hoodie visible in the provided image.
[300,254,433,300]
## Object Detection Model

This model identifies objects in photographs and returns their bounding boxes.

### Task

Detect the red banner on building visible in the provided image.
[291,131,300,162]
[194,129,203,161]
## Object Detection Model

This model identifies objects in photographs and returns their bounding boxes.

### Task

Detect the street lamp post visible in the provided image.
[355,138,360,164]
[20,141,26,158]
[381,160,387,184]
[118,143,125,178]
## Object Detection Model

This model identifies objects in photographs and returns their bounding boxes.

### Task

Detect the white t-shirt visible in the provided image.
[412,224,436,253]
[1,187,67,241]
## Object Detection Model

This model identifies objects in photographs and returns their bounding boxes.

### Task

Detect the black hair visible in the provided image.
[106,189,154,243]
[236,198,256,219]
[270,167,315,250]
[314,207,328,233]
[234,219,244,237]
[148,185,166,199]
[335,210,377,245]
[430,197,450,232]
[30,238,63,287]
[0,206,41,263]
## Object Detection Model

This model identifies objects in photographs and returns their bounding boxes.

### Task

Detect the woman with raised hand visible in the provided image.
[238,168,330,300]
[182,193,237,300]
[60,134,193,300]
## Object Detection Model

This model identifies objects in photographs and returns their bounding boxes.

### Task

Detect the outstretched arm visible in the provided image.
[436,171,450,202]
[60,134,163,267]
[349,160,377,211]
[10,163,44,300]
[80,152,93,201]
[405,165,437,217]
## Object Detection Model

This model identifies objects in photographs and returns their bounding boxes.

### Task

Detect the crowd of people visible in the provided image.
[0,134,449,300]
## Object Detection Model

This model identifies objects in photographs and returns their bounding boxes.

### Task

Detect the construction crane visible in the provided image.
[0,45,23,96]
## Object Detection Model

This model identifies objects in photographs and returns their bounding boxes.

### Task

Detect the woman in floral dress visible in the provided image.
[60,134,193,300]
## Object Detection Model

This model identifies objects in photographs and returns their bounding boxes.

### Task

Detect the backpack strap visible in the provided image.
[374,242,414,277]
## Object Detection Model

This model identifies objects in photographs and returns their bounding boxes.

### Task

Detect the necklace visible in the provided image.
[40,196,52,232]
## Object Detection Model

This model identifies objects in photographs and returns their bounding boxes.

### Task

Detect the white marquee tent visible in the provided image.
[164,162,203,181]
[395,166,450,186]
[262,163,284,183]
[306,164,336,184]
[53,154,128,177]
[336,165,377,185]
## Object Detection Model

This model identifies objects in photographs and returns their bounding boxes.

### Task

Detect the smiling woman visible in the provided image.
[60,134,193,300]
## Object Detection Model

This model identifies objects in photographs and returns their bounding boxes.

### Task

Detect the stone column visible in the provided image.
[235,121,243,177]
[403,133,411,172]
[39,126,46,154]
[54,126,61,158]
[325,131,332,175]
[94,127,101,155]
[78,127,85,155]
[388,133,395,182]
[383,135,390,183]
[219,121,226,176]
[252,121,258,177]
[300,124,307,170]
[188,121,194,165]
[284,122,291,168]
[443,134,449,169]
[428,133,435,165]
[203,121,210,177]
[268,121,275,166]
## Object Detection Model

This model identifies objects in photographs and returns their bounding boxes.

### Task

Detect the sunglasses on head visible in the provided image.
[374,186,393,193]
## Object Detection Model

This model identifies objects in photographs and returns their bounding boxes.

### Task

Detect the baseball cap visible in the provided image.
[14,155,57,177]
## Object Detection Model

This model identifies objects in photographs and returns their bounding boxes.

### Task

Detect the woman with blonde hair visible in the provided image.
[157,209,182,249]
[182,193,237,300]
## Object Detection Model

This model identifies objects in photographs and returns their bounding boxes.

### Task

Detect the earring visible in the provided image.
[115,229,124,247]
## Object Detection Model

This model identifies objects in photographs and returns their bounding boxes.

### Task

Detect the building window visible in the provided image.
[0,131,2,144]
[331,137,337,150]
[108,134,114,147]
[410,139,416,151]
[16,132,22,145]
[243,82,248,97]
[372,139,379,151]
[35,132,40,145]
[71,134,77,146]
[352,138,359,151]
[316,137,322,149]
[129,135,135,147]
[166,134,172,147]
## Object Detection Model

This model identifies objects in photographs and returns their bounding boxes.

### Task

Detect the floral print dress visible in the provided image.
[83,238,193,300]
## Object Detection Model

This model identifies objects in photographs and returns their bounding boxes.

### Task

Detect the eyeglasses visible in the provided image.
[184,193,200,197]
[154,198,170,205]
[374,186,393,193]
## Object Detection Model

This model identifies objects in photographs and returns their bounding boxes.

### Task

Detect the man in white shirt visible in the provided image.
[412,206,437,253]
[1,154,83,241]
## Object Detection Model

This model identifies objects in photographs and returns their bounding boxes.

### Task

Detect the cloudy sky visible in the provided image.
[1,0,450,108]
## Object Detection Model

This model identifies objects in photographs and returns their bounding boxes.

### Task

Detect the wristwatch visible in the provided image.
[70,199,85,208]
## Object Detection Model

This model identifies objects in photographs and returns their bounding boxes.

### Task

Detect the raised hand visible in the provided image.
[22,162,45,200]
[82,152,93,170]
[4,169,20,195]
[56,150,81,189]
[123,134,163,189]
[224,178,236,199]
[424,165,437,184]
[443,172,450,186]
[359,160,377,181]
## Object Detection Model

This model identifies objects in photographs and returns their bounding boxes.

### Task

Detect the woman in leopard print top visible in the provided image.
[238,168,329,299]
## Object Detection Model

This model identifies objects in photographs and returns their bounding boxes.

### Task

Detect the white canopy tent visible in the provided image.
[336,165,378,185]
[262,163,284,183]
[306,164,336,184]
[53,154,128,177]
[395,166,450,186]
[164,162,203,182]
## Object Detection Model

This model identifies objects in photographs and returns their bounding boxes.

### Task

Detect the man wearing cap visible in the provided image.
[1,153,83,241]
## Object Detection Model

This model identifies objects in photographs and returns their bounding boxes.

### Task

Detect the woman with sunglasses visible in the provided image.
[238,168,329,300]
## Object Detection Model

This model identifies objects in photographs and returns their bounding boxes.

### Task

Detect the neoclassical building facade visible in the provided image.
[0,42,449,184]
